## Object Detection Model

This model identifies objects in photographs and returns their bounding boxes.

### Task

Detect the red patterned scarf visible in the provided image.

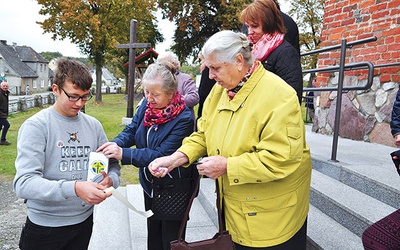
[143,91,185,127]
[250,32,284,61]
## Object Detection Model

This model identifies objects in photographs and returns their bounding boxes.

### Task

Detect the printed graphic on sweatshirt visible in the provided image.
[67,131,81,143]
[58,131,91,180]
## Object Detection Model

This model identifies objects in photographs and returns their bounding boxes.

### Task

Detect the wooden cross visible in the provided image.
[117,19,151,118]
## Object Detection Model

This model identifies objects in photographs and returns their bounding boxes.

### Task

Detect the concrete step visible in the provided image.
[310,169,397,237]
[307,204,362,250]
[89,187,132,250]
[88,182,217,250]
[311,158,400,209]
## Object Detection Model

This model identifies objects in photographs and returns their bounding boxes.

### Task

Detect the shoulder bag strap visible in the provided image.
[176,176,224,241]
[176,175,201,241]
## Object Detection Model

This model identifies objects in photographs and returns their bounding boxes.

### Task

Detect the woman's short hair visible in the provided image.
[240,0,286,35]
[201,30,254,67]
[157,51,181,71]
[141,62,178,94]
[53,58,93,90]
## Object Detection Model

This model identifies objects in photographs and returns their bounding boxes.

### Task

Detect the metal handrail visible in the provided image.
[301,36,377,56]
[303,62,374,92]
[302,37,377,162]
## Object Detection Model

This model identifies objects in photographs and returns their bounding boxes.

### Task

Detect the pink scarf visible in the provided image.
[143,91,185,127]
[250,32,284,61]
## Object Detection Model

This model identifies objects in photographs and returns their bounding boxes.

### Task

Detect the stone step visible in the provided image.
[88,182,217,250]
[312,158,400,209]
[307,204,362,250]
[310,169,397,237]
[89,187,132,250]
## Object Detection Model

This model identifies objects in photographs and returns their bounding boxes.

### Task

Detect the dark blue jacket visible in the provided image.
[112,98,195,196]
[391,88,400,136]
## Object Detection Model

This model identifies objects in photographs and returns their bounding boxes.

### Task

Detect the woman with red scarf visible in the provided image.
[240,0,303,103]
[98,62,196,250]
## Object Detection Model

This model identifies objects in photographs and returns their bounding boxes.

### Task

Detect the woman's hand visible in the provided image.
[148,152,189,178]
[395,134,400,146]
[97,142,122,160]
[197,156,227,179]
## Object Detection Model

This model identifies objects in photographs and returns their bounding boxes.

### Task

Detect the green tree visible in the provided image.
[157,0,252,63]
[284,0,324,78]
[37,0,162,102]
[40,51,63,61]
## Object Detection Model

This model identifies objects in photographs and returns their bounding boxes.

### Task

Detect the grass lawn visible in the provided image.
[0,94,139,186]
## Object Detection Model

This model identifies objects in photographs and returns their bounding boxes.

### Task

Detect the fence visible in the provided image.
[8,93,56,114]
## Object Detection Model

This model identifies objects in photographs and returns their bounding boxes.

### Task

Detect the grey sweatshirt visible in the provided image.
[13,106,120,227]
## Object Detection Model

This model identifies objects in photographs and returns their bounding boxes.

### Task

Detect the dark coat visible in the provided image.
[280,11,300,54]
[112,98,195,196]
[391,88,400,136]
[261,40,303,104]
[0,89,9,118]
[197,67,216,118]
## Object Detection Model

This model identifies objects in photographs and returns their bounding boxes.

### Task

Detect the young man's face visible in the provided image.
[53,80,91,117]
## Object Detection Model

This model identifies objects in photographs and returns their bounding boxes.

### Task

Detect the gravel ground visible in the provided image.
[0,177,26,250]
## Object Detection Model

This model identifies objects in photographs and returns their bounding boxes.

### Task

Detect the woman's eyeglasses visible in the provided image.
[57,85,93,102]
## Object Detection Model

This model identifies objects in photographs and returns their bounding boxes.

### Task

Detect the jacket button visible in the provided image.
[216,149,220,155]
[234,179,239,183]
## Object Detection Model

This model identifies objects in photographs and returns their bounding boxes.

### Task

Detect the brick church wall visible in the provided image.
[313,0,400,146]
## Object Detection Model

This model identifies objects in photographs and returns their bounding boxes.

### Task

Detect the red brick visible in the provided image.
[388,43,400,51]
[359,0,375,8]
[324,16,335,23]
[383,28,400,37]
[362,15,371,22]
[369,3,388,12]
[381,67,400,74]
[391,9,400,16]
[376,45,388,53]
[372,10,390,20]
[343,4,357,12]
[385,36,395,44]
[393,75,400,83]
[388,0,400,9]
[326,8,342,17]
[341,18,355,26]
[335,12,350,21]
[335,0,349,8]
[382,53,392,60]
[380,75,391,83]
[330,33,343,41]
[364,53,381,61]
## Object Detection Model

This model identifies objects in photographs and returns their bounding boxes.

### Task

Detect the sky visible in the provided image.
[0,0,288,58]
[0,0,174,58]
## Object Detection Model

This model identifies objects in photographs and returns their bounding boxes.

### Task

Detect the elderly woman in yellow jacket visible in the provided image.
[148,30,312,250]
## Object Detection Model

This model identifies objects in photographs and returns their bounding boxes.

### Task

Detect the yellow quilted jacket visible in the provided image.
[179,62,312,247]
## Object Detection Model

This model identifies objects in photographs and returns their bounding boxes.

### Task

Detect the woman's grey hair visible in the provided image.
[201,30,253,66]
[157,51,180,71]
[141,62,178,94]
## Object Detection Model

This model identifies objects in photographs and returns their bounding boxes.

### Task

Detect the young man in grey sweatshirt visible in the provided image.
[13,58,121,250]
